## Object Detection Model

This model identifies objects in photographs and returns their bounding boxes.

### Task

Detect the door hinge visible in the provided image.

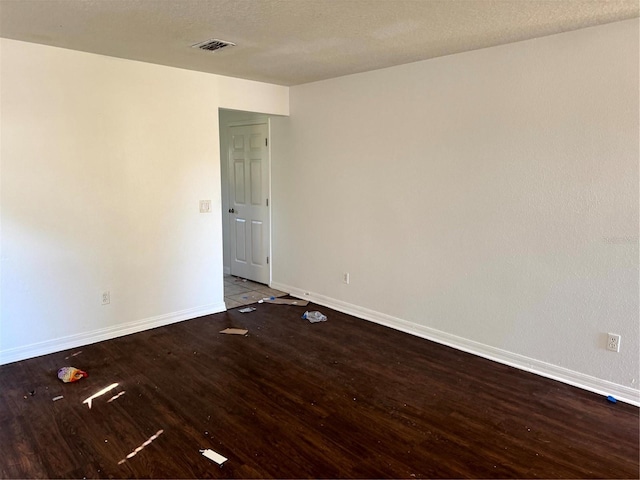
[266,256,269,264]
[265,138,268,147]
[266,198,269,207]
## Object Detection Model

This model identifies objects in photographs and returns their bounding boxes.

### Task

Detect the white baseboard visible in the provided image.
[0,302,226,366]
[271,282,640,407]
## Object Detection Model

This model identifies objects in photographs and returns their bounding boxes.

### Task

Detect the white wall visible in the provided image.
[0,39,288,363]
[271,19,639,403]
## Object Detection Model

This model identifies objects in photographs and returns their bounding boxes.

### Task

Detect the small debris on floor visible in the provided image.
[302,311,328,323]
[238,307,256,313]
[29,390,36,396]
[220,328,249,336]
[607,395,617,403]
[65,350,83,359]
[57,366,88,383]
[52,395,64,402]
[259,298,309,306]
[200,448,228,466]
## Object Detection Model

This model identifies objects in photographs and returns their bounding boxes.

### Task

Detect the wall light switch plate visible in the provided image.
[199,200,211,213]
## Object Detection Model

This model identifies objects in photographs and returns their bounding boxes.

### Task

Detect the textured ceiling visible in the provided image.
[0,0,638,86]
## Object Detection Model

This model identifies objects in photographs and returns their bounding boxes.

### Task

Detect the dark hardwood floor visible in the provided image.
[1,301,638,479]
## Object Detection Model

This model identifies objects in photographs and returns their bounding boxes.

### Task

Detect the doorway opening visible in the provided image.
[218,109,286,309]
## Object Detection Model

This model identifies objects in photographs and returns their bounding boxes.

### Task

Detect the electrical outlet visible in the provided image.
[102,291,110,305]
[343,272,350,284]
[607,333,621,352]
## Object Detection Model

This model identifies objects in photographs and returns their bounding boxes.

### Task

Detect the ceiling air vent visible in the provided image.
[192,38,236,52]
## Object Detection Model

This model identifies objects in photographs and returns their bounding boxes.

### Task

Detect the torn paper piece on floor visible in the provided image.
[238,307,256,313]
[259,298,309,306]
[200,448,227,465]
[52,395,64,402]
[219,328,249,335]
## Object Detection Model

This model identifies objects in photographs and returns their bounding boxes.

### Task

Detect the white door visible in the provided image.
[228,123,270,284]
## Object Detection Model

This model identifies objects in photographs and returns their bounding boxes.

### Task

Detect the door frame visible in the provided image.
[221,116,272,285]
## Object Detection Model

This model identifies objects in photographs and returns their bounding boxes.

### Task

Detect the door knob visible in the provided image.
[228,208,235,213]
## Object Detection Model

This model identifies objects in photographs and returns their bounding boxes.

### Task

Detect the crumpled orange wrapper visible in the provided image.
[57,366,88,383]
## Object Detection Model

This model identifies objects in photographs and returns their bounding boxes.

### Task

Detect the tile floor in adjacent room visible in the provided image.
[223,274,287,309]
